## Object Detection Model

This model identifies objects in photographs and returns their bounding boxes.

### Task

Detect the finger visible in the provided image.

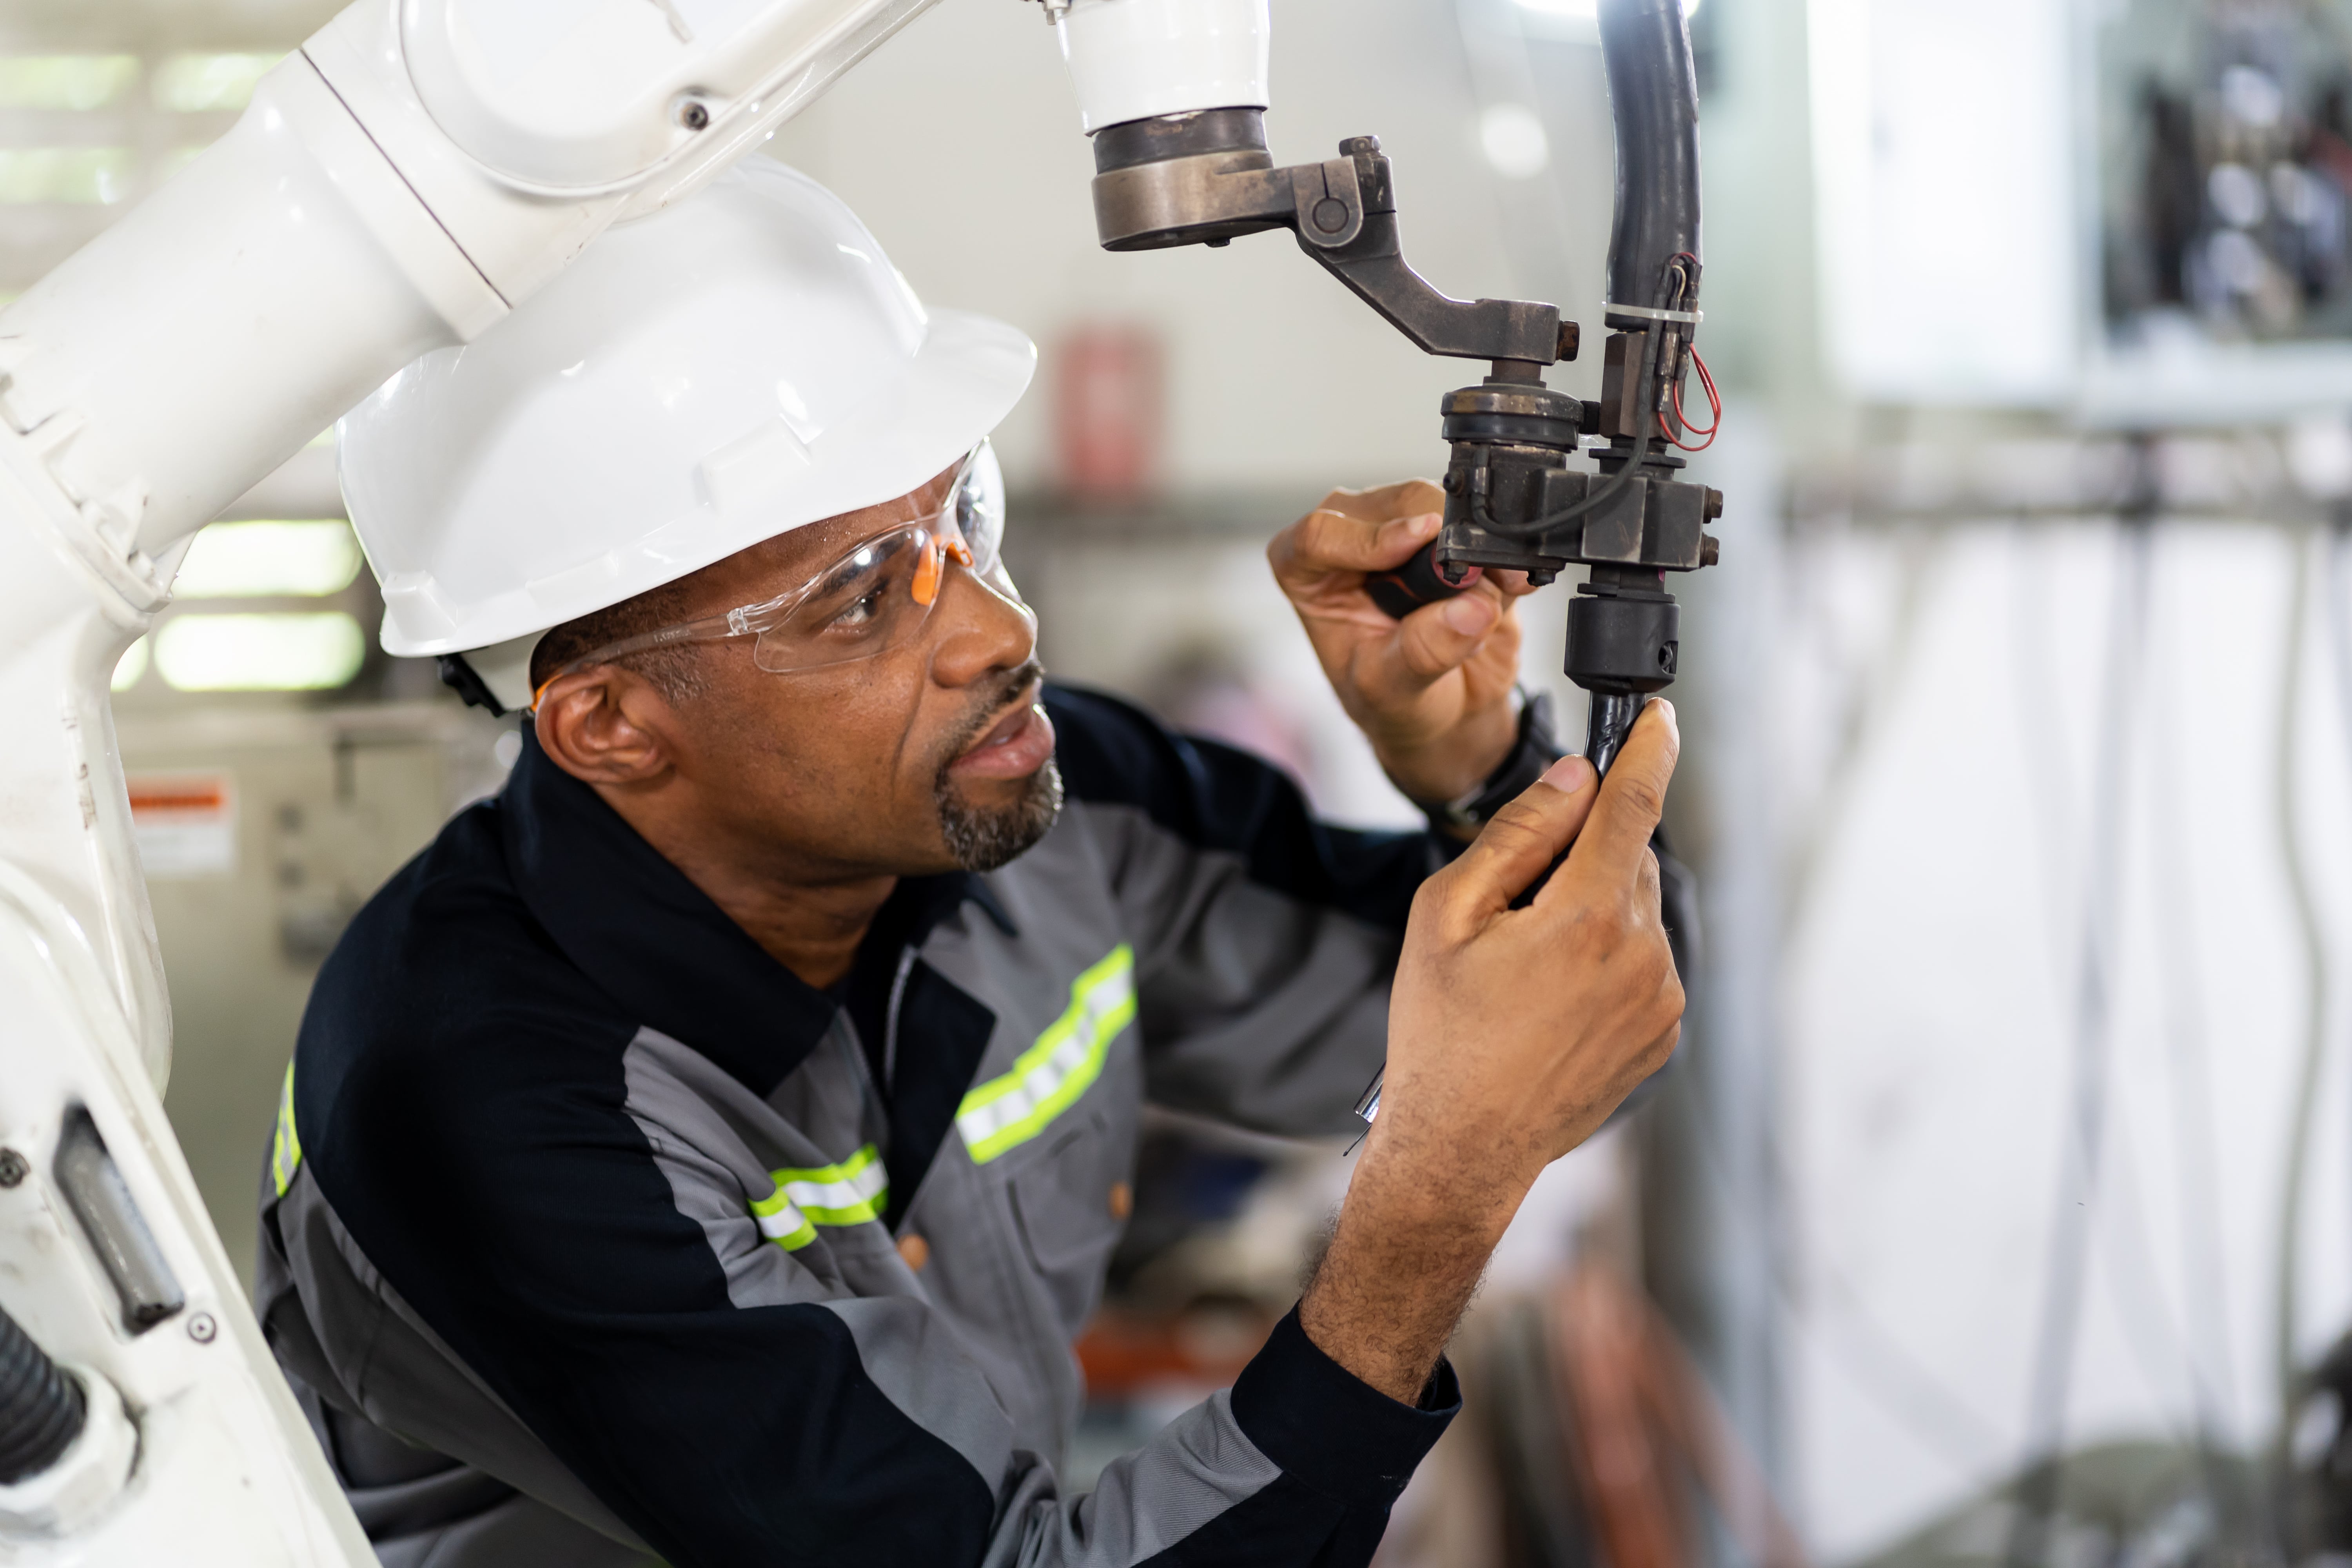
[1485,569,1541,599]
[1365,586,1506,693]
[1556,698,1681,891]
[1271,505,1441,579]
[1430,753,1598,922]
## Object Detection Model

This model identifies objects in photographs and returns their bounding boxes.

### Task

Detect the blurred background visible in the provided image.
[15,0,2352,1563]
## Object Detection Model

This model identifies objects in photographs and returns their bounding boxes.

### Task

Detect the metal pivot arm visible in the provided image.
[1091,111,1574,369]
[1289,138,1572,368]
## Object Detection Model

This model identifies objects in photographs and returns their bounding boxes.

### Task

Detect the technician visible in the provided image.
[257,160,1684,1567]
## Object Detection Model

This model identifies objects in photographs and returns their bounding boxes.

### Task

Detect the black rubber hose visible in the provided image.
[1599,0,1702,312]
[0,1299,85,1484]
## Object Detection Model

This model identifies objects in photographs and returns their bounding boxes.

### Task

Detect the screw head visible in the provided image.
[677,99,710,131]
[1339,134,1381,156]
[0,1149,25,1187]
[1311,196,1349,234]
[187,1312,217,1344]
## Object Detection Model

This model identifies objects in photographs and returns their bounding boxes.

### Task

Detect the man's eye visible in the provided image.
[827,583,888,629]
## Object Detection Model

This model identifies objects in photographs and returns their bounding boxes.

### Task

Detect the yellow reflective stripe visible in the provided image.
[771,1143,888,1227]
[750,1143,887,1249]
[749,1190,818,1252]
[957,944,1135,1164]
[270,1061,303,1198]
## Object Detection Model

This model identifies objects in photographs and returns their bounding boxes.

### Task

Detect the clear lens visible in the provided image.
[731,441,1016,675]
[957,440,1007,577]
[750,526,936,672]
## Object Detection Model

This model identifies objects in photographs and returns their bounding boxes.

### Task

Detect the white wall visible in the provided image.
[1778,518,2352,1558]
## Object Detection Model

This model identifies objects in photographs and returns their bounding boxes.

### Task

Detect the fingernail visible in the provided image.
[1410,511,1442,534]
[1541,754,1592,792]
[1441,595,1493,634]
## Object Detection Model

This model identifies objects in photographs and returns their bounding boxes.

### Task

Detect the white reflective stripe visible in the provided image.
[778,1147,888,1225]
[956,945,1136,1163]
[751,1143,886,1248]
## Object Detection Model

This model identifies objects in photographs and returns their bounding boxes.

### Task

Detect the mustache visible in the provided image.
[938,659,1046,763]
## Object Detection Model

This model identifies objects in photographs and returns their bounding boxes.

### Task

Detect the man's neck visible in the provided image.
[595,786,895,991]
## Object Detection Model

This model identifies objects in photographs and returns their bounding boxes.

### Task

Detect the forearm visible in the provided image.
[1297,1131,1531,1403]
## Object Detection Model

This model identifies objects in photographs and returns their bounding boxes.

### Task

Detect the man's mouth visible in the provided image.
[948,690,1056,782]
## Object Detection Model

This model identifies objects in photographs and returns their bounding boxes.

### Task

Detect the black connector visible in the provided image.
[0,1301,85,1485]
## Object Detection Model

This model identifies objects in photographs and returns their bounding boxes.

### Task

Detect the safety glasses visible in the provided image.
[545,441,1016,697]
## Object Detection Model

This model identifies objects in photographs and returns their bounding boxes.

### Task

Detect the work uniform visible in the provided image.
[256,684,1461,1567]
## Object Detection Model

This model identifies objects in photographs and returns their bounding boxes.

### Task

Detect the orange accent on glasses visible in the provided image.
[911,533,975,609]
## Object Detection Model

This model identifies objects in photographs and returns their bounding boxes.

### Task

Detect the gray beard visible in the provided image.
[936,756,1063,871]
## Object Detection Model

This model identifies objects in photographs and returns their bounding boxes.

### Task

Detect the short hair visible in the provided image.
[529,575,710,704]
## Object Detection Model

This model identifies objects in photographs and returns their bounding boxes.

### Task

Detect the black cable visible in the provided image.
[2004,485,2155,1568]
[0,1298,85,1484]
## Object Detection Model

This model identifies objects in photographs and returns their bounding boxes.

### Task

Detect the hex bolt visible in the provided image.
[1339,134,1381,156]
[1557,321,1581,363]
[0,1149,24,1187]
[1699,534,1720,567]
[187,1312,217,1345]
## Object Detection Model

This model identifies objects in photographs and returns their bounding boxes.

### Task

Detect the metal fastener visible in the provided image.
[187,1312,217,1344]
[0,1149,25,1187]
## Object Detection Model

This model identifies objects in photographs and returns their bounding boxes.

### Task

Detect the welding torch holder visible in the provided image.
[1089,106,1719,771]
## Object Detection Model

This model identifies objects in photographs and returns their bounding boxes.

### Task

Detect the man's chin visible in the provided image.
[936,758,1064,872]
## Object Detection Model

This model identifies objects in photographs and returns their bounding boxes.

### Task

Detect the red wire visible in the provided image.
[1658,342,1722,452]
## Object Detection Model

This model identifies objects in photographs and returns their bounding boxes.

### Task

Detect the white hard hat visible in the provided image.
[339,158,1036,708]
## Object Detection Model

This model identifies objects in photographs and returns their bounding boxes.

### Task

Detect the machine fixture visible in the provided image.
[1074,0,1719,777]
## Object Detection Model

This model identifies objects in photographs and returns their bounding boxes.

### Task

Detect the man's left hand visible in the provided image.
[1269,479,1536,806]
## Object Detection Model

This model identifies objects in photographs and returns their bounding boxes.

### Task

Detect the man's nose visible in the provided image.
[926,566,1036,688]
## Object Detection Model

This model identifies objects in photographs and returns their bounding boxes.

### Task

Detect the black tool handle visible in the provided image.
[1365,541,1472,619]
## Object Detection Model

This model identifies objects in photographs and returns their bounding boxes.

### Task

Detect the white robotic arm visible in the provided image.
[0,0,1260,1557]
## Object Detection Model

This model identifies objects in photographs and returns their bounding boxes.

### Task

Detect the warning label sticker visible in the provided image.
[127,772,237,879]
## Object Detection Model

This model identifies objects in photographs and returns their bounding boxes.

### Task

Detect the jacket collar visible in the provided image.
[497,722,1000,1095]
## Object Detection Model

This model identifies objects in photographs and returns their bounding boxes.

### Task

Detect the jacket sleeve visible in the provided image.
[1043,685,1442,1138]
[290,1014,1456,1568]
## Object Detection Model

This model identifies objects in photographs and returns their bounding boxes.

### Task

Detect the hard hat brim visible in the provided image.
[368,307,1036,659]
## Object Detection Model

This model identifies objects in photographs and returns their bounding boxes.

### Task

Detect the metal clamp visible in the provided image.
[1604,301,1704,325]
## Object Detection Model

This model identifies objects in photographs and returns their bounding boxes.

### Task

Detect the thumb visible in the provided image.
[1364,588,1505,697]
[1429,754,1599,927]
[1554,699,1679,897]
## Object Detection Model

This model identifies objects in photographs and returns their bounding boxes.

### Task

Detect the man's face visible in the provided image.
[604,465,1062,880]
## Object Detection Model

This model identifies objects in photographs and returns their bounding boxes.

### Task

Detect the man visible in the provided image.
[258,160,1683,1566]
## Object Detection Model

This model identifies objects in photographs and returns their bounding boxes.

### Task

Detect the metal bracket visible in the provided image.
[1090,131,1570,368]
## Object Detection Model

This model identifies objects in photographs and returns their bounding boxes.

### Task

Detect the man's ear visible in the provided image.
[532,671,679,785]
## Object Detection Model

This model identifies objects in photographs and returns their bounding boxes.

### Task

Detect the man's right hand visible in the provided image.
[1299,700,1685,1403]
